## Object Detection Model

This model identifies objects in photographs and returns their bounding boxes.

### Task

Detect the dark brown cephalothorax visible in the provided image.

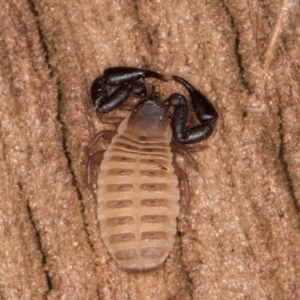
[87,67,218,271]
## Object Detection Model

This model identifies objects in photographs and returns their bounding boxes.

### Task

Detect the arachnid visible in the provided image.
[87,67,218,271]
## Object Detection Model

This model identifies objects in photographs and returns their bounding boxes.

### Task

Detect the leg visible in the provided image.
[86,130,117,154]
[86,130,117,193]
[184,144,208,153]
[118,103,135,111]
[167,76,218,144]
[87,150,105,190]
[173,160,191,206]
[97,112,124,125]
[171,141,199,171]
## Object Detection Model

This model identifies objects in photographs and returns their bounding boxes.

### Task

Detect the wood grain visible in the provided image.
[0,0,300,299]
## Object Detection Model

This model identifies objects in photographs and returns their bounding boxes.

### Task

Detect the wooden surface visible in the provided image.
[1,0,300,299]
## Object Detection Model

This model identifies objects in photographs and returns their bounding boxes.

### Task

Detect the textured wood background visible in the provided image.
[1,0,300,299]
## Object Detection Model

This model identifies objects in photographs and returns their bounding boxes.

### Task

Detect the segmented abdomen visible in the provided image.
[97,133,180,271]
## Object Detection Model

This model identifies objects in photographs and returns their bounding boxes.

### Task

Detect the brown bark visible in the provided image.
[0,0,299,299]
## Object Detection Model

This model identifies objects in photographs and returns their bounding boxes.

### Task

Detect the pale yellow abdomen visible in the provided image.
[97,133,180,271]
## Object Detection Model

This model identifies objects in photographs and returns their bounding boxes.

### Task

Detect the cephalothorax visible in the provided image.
[87,67,218,271]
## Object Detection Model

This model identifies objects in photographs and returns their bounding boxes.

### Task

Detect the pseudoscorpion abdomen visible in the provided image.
[97,134,180,271]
